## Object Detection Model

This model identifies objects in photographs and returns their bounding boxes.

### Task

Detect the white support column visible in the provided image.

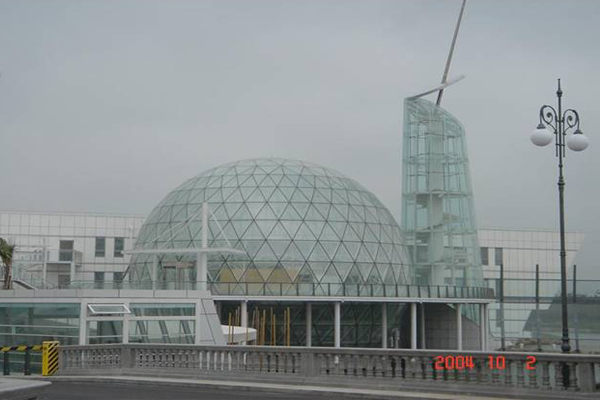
[419,303,426,349]
[334,302,341,348]
[197,202,209,292]
[381,303,388,349]
[479,303,486,351]
[70,262,76,284]
[456,303,463,351]
[410,303,417,349]
[152,255,158,290]
[195,299,202,345]
[306,303,312,347]
[241,300,248,345]
[122,302,130,344]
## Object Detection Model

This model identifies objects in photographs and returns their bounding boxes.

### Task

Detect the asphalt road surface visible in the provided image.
[40,381,332,400]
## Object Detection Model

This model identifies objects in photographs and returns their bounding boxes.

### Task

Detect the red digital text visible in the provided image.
[433,355,537,370]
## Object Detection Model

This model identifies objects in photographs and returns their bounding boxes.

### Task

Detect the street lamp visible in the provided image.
[531,79,589,353]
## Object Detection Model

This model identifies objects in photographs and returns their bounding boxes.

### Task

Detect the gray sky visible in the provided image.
[1,0,599,277]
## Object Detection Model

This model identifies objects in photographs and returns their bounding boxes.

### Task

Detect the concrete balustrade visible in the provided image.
[57,344,600,393]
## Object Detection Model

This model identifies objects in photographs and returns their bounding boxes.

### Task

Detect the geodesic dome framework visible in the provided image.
[127,158,412,288]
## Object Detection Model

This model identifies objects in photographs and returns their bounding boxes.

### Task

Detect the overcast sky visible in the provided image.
[1,0,599,277]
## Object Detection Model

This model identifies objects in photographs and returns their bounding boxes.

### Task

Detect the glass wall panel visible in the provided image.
[0,303,79,346]
[130,303,195,317]
[129,320,194,344]
[88,320,123,344]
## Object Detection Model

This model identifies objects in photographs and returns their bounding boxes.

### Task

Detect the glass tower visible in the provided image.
[401,97,483,287]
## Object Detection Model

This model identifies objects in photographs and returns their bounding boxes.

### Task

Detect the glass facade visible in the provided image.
[402,98,483,287]
[128,158,412,289]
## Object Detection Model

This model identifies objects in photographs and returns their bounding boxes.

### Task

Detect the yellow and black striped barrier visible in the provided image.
[1,344,43,376]
[42,341,59,376]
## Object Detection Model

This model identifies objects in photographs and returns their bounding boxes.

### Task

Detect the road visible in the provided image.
[40,381,330,400]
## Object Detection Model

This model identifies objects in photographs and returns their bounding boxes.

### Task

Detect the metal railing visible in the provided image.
[58,344,600,393]
[63,280,494,299]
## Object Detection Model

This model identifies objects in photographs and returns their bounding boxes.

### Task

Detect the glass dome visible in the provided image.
[128,158,412,288]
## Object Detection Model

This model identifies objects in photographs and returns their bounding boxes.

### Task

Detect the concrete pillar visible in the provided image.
[306,303,312,347]
[410,303,417,349]
[381,303,387,349]
[456,303,463,351]
[419,303,426,349]
[479,303,486,351]
[334,302,341,348]
[241,301,248,345]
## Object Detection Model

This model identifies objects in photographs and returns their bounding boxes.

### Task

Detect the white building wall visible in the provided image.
[0,211,145,287]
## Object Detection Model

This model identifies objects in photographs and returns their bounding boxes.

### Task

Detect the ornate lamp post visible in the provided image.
[530,79,589,353]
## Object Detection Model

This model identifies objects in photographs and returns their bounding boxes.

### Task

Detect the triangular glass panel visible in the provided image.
[268,188,287,203]
[268,240,289,259]
[321,241,339,259]
[290,263,316,283]
[232,203,253,221]
[313,203,330,219]
[320,223,340,241]
[268,222,291,240]
[356,244,373,262]
[297,175,314,188]
[312,189,330,203]
[332,189,348,204]
[333,244,353,262]
[282,220,301,238]
[242,264,266,283]
[225,188,244,202]
[256,204,278,220]
[295,240,315,259]
[266,263,292,283]
[305,220,325,238]
[320,264,341,283]
[242,222,264,240]
[344,263,364,284]
[246,187,266,202]
[254,241,277,261]
[259,186,276,200]
[281,241,303,261]
[256,219,277,237]
[268,202,286,219]
[308,241,329,262]
[291,188,311,203]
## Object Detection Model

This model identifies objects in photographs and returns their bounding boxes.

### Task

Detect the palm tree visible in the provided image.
[0,237,15,290]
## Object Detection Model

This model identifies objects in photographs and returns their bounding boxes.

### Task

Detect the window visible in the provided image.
[114,237,124,258]
[495,247,503,266]
[94,272,105,289]
[480,247,489,266]
[59,240,74,262]
[95,237,105,257]
[87,303,130,315]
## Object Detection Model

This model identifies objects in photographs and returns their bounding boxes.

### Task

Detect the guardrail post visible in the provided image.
[24,348,31,376]
[3,352,9,375]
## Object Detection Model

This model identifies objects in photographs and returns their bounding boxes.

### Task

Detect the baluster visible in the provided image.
[528,361,538,389]
[516,360,525,387]
[568,362,578,391]
[409,357,417,379]
[424,356,434,381]
[554,361,565,389]
[504,359,513,387]
[541,361,551,390]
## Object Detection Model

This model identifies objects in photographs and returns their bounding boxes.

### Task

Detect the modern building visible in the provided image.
[1,157,495,351]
